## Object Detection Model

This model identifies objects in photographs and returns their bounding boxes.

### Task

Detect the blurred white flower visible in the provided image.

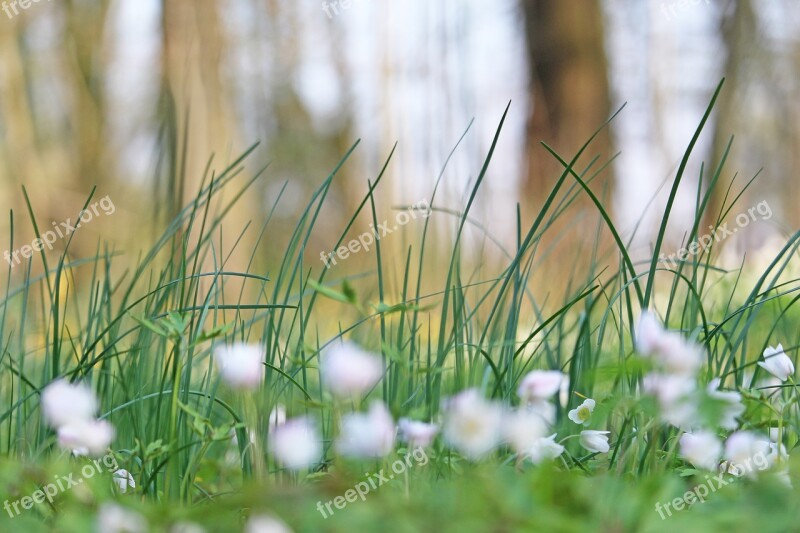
[502,408,548,454]
[527,399,556,425]
[579,430,610,454]
[270,417,321,470]
[635,312,703,376]
[567,398,595,426]
[41,379,98,428]
[320,342,383,398]
[679,431,722,470]
[527,434,565,464]
[517,371,565,403]
[635,310,665,355]
[642,373,697,428]
[707,379,745,430]
[769,427,781,442]
[724,431,771,477]
[72,447,89,457]
[442,389,504,460]
[656,334,705,376]
[97,503,147,533]
[245,515,293,533]
[755,374,783,395]
[336,402,395,458]
[643,373,695,406]
[269,404,286,435]
[113,469,136,493]
[214,343,264,390]
[398,418,439,448]
[758,344,794,382]
[57,419,115,456]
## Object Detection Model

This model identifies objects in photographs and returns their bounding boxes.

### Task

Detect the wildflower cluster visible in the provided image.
[41,380,115,457]
[636,311,792,482]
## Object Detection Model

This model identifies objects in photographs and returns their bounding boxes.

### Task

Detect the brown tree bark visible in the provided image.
[520,0,613,205]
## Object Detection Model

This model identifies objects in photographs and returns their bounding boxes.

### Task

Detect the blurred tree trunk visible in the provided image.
[706,0,755,229]
[520,0,613,205]
[65,0,109,194]
[161,0,239,199]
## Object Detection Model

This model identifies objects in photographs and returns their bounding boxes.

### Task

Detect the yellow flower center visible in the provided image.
[577,406,591,422]
[461,417,483,436]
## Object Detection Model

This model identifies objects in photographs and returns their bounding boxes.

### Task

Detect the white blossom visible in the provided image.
[758,344,794,382]
[271,417,321,469]
[679,431,722,470]
[336,402,395,458]
[214,343,265,390]
[41,379,98,428]
[579,430,610,454]
[321,342,383,398]
[442,389,504,460]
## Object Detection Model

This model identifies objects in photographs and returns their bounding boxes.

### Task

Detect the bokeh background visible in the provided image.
[0,0,798,281]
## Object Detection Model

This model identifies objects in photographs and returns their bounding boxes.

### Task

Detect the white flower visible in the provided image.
[214,343,264,390]
[759,377,784,397]
[656,334,705,376]
[336,402,395,458]
[724,431,771,477]
[442,389,504,460]
[245,515,293,533]
[527,434,565,464]
[320,342,383,398]
[635,312,703,376]
[398,419,439,448]
[679,431,722,470]
[758,344,794,382]
[527,399,556,425]
[269,404,286,435]
[635,310,664,355]
[502,409,548,454]
[567,398,595,426]
[113,469,136,493]
[97,503,147,533]
[707,379,745,430]
[57,419,115,456]
[643,373,695,406]
[642,373,697,428]
[270,417,321,469]
[517,371,565,403]
[579,430,610,454]
[41,379,98,428]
